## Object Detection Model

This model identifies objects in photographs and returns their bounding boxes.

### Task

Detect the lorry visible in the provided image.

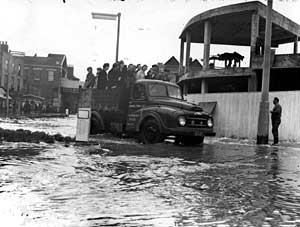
[78,79,214,144]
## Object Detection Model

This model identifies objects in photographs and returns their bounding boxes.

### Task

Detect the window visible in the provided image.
[17,64,21,76]
[48,71,54,81]
[132,84,146,100]
[4,74,8,87]
[149,84,167,97]
[34,70,40,80]
[168,85,182,99]
[11,78,15,90]
[17,79,20,91]
[4,60,8,70]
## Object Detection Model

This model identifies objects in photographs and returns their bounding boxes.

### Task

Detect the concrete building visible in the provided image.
[178,1,300,141]
[178,1,300,94]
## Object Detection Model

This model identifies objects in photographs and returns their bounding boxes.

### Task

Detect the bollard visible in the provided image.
[76,108,91,142]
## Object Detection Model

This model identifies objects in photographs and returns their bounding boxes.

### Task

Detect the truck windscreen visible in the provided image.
[149,84,182,100]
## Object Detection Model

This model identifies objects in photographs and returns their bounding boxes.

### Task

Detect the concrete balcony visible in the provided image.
[179,67,255,82]
[252,53,300,69]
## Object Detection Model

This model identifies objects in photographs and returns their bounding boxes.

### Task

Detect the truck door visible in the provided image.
[126,83,147,132]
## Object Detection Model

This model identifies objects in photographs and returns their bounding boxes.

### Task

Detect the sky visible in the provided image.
[0,0,299,81]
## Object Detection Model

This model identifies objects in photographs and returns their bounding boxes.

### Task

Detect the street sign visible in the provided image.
[91,12,118,20]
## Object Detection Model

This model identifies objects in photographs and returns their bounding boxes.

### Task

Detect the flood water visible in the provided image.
[1,116,300,226]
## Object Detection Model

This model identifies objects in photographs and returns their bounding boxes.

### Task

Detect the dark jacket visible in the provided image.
[271,104,282,121]
[97,70,108,89]
[84,72,96,88]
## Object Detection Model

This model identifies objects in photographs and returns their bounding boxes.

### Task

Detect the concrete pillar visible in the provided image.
[250,13,259,67]
[202,21,211,94]
[257,0,273,145]
[201,79,208,94]
[178,39,184,76]
[294,36,298,54]
[203,21,212,70]
[185,31,191,73]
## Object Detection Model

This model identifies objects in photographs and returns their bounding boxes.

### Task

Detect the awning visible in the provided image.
[198,101,217,115]
[23,94,45,101]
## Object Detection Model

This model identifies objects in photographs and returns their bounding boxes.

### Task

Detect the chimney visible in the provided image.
[0,41,9,53]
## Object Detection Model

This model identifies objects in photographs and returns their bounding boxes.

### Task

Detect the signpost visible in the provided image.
[257,0,273,144]
[92,12,121,63]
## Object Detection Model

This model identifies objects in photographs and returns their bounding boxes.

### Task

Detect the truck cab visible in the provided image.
[79,79,214,144]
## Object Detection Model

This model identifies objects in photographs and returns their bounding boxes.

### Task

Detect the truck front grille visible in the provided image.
[186,117,207,128]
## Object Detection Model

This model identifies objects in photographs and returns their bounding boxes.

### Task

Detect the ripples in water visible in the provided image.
[0,135,300,226]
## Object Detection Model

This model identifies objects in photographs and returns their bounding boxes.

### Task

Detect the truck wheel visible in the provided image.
[140,119,164,144]
[179,136,204,145]
[90,114,102,135]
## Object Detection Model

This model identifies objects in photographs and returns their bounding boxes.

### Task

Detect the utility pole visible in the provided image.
[257,0,273,144]
[116,13,121,63]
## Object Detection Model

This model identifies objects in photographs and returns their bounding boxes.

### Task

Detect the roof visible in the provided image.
[136,79,179,87]
[180,1,300,46]
[22,53,66,67]
[164,56,179,66]
[191,59,202,68]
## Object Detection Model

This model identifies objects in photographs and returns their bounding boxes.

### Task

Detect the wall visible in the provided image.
[24,66,60,99]
[186,91,300,141]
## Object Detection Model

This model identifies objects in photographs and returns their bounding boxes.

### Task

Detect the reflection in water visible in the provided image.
[0,128,300,226]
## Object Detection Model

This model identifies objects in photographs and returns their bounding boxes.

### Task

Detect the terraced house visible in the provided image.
[21,53,69,112]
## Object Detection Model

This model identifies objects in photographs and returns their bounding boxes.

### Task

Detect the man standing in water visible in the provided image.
[270,97,282,145]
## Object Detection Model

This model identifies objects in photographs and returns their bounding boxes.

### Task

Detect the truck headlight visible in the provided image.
[207,118,213,128]
[178,116,186,126]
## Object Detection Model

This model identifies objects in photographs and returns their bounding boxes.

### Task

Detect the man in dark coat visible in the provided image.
[97,63,110,89]
[145,65,159,80]
[84,67,96,88]
[108,63,120,89]
[270,97,282,145]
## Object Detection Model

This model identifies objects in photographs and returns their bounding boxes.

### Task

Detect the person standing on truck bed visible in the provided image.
[136,64,148,80]
[118,60,127,85]
[126,64,137,87]
[96,63,110,90]
[84,67,96,89]
[108,63,120,89]
[145,65,159,80]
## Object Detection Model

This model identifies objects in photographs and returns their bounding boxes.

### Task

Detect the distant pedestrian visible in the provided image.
[270,97,282,145]
[84,67,96,88]
[23,100,30,115]
[97,63,110,89]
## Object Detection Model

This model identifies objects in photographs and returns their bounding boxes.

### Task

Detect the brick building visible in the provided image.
[18,54,82,113]
[20,53,69,112]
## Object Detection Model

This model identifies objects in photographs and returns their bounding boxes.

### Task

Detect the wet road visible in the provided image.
[1,116,300,226]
